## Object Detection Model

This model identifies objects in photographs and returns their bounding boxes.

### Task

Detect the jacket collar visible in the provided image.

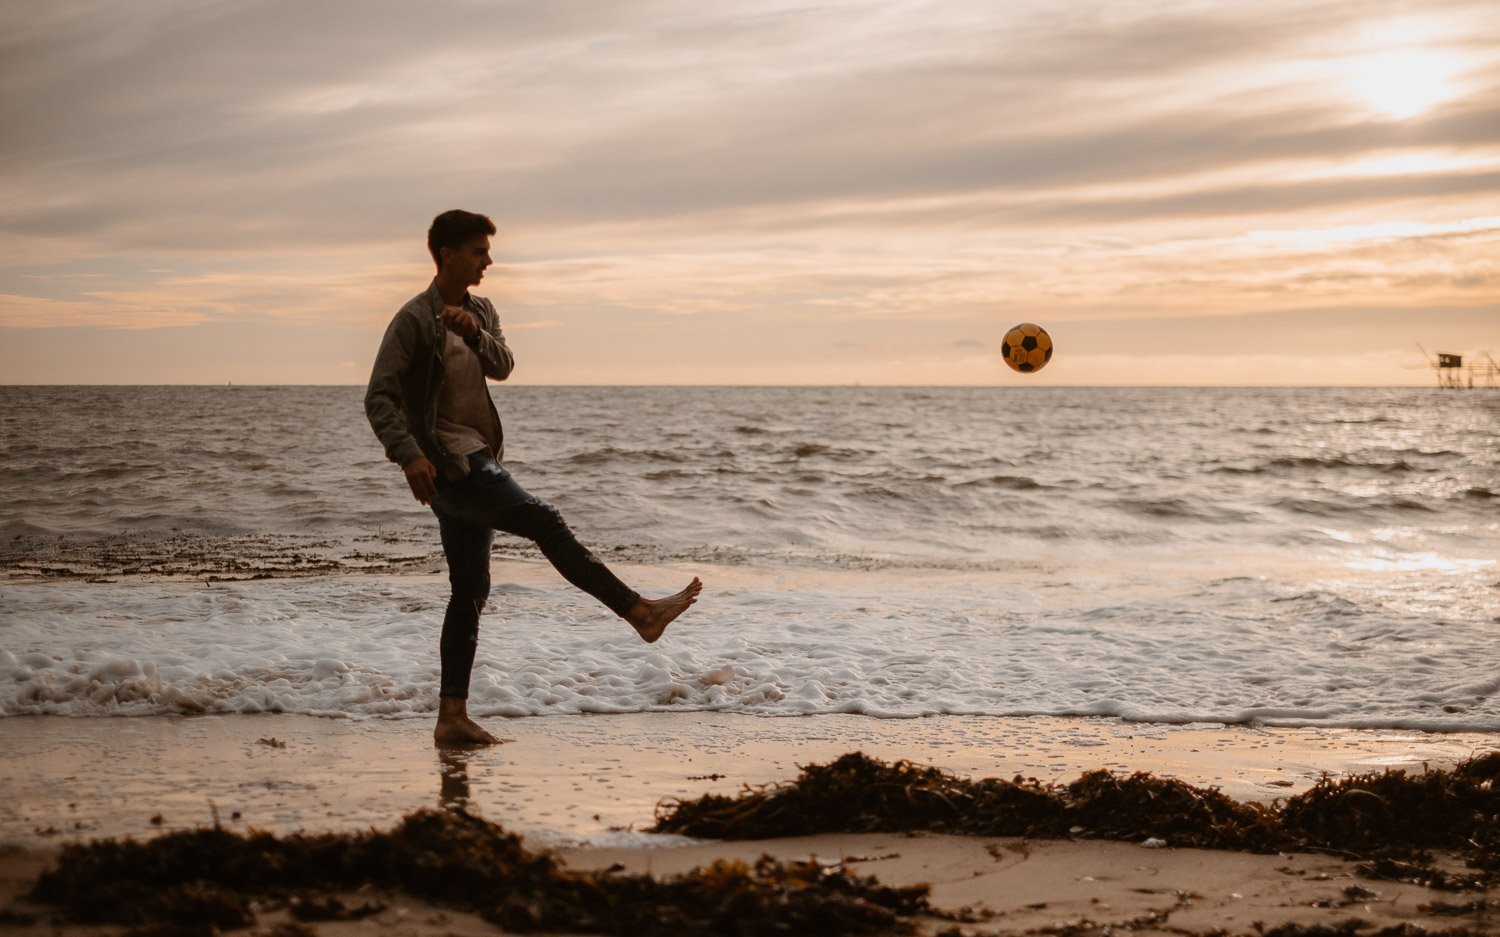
[424,278,479,313]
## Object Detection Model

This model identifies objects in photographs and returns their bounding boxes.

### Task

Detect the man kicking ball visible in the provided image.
[365,209,702,745]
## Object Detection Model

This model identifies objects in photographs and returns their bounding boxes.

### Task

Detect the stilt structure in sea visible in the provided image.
[1414,344,1500,388]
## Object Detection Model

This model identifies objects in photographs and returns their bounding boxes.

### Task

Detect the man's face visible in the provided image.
[442,236,492,288]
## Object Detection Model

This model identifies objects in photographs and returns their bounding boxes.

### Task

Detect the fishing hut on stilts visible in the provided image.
[1414,344,1500,389]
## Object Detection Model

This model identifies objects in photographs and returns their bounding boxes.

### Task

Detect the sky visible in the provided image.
[1,0,1498,385]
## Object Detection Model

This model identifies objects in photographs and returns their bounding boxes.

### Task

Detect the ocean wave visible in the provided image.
[1212,456,1428,474]
[1269,590,1364,618]
[78,463,153,480]
[643,469,697,480]
[789,443,871,461]
[1,518,58,538]
[1108,497,1252,522]
[1272,496,1436,517]
[952,474,1048,490]
[567,447,687,465]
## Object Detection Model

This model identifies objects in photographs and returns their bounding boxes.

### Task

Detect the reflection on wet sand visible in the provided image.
[437,748,472,812]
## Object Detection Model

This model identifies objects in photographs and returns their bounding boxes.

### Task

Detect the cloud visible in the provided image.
[0,292,206,329]
[5,0,1496,247]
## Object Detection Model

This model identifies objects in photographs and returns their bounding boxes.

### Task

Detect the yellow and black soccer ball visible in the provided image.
[1001,322,1053,374]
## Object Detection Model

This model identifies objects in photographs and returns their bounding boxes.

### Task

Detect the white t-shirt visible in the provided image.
[434,306,500,458]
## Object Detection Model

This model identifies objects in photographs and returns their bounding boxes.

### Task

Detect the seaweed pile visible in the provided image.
[654,751,1500,876]
[1282,754,1500,866]
[653,753,1278,849]
[29,808,928,936]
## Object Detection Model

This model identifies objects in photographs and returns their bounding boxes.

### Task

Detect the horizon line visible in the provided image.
[0,382,1485,390]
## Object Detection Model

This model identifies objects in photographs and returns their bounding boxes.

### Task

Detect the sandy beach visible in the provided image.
[3,712,1497,934]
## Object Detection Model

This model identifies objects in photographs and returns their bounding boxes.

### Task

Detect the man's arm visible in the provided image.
[448,298,514,381]
[364,312,426,470]
[471,325,515,382]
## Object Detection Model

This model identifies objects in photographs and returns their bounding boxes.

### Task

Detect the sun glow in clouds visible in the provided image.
[1352,47,1455,119]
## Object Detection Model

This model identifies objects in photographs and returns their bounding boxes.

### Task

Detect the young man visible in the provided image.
[365,209,702,745]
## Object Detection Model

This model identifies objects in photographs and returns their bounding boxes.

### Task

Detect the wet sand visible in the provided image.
[3,712,1496,845]
[2,713,1497,934]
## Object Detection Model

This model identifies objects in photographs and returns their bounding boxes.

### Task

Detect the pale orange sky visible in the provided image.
[1,0,1497,385]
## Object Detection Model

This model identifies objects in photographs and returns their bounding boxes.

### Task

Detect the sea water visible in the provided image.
[1,385,1497,729]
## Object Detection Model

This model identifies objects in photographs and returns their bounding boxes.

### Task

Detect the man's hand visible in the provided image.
[440,305,480,340]
[403,457,439,505]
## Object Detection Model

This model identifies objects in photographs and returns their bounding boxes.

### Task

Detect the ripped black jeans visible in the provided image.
[430,452,639,699]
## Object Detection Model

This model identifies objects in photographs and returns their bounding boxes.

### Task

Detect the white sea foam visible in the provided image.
[3,556,1498,730]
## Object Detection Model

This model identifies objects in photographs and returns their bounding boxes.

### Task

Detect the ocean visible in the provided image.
[2,384,1497,730]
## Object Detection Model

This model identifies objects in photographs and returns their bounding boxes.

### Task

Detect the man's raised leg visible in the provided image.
[458,457,707,645]
[487,488,705,640]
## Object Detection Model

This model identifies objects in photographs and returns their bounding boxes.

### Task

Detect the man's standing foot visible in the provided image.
[434,696,504,746]
[627,577,703,643]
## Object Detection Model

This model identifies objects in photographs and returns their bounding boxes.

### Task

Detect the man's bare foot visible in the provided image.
[433,697,503,746]
[626,577,703,643]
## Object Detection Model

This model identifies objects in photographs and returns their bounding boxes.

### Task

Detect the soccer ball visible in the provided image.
[1002,323,1053,374]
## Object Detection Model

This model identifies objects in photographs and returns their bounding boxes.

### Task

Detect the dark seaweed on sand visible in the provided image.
[1281,751,1500,866]
[653,751,1500,875]
[653,752,1281,849]
[31,808,928,936]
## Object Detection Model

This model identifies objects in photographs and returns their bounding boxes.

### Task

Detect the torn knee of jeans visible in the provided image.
[525,496,566,517]
[522,496,546,507]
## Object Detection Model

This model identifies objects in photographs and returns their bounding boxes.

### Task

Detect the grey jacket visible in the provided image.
[365,280,515,482]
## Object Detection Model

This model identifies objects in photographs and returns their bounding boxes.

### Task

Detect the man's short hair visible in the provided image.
[428,210,496,268]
